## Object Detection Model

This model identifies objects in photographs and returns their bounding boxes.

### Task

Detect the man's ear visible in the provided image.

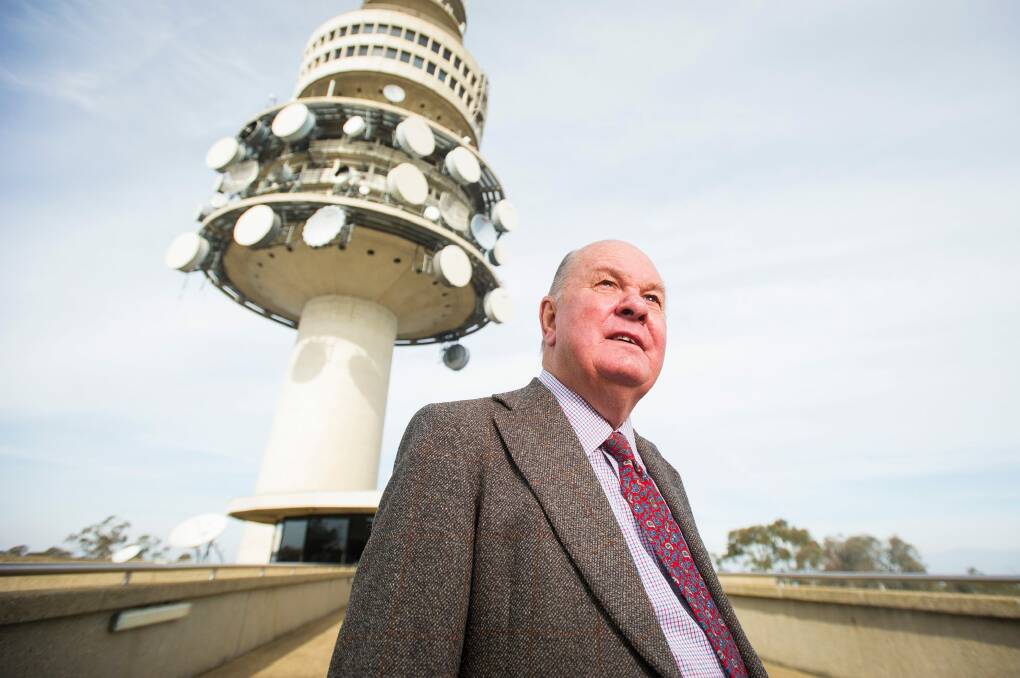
[539,296,556,347]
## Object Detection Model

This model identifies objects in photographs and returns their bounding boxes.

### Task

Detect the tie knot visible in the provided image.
[603,431,635,465]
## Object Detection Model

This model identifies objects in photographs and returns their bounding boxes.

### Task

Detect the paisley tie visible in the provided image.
[603,432,748,678]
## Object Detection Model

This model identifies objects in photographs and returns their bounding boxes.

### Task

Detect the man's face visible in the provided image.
[543,241,667,400]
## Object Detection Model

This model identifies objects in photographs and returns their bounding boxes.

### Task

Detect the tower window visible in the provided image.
[418,34,429,47]
[426,62,436,74]
[358,45,369,56]
[364,23,375,32]
[454,56,462,69]
[413,56,424,68]
[438,69,447,82]
[377,24,388,33]
[390,26,402,36]
[347,46,356,56]
[443,48,452,61]
[351,25,361,35]
[400,50,411,63]
[339,27,347,37]
[404,29,416,41]
[385,47,397,59]
[372,45,384,56]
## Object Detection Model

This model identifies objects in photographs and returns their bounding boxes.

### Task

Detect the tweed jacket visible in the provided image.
[329,379,766,678]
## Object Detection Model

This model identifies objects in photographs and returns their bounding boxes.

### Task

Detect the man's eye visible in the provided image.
[644,294,662,306]
[596,280,616,289]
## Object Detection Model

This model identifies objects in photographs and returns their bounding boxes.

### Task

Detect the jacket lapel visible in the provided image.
[492,380,680,678]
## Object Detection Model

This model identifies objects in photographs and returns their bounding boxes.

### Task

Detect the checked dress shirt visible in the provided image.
[538,370,725,678]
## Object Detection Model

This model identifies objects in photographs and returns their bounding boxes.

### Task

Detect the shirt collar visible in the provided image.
[538,369,637,456]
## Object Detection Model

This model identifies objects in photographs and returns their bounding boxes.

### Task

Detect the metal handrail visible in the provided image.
[720,572,1020,584]
[0,562,350,585]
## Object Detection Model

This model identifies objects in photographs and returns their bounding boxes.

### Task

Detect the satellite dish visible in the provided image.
[234,204,281,248]
[433,244,472,287]
[484,288,514,324]
[438,192,470,233]
[442,343,470,371]
[165,232,210,272]
[112,544,142,564]
[303,205,347,248]
[444,146,481,185]
[168,514,228,550]
[383,84,406,103]
[272,103,316,143]
[221,160,260,194]
[394,117,436,157]
[423,205,441,222]
[470,214,498,250]
[491,199,518,233]
[206,137,246,172]
[358,183,371,196]
[489,238,509,266]
[386,163,429,205]
[195,193,229,221]
[343,116,367,138]
[240,119,270,147]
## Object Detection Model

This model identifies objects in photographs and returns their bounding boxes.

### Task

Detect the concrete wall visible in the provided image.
[0,567,356,678]
[720,577,1020,678]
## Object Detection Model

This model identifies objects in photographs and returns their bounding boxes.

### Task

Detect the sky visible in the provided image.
[0,0,1018,573]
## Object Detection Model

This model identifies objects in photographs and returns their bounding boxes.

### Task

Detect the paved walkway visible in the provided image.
[204,610,815,677]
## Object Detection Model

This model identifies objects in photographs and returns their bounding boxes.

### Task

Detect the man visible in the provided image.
[330,240,765,677]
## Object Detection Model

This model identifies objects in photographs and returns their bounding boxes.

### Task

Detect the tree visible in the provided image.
[4,545,29,557]
[136,534,169,561]
[65,515,130,560]
[718,519,822,572]
[822,534,926,573]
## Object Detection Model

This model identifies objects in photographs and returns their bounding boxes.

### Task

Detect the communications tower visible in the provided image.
[165,0,516,563]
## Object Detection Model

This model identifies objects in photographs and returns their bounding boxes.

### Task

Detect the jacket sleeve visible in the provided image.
[328,403,481,677]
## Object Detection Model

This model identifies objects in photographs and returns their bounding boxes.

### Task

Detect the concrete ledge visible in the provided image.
[0,568,357,678]
[722,582,1020,620]
[0,568,356,625]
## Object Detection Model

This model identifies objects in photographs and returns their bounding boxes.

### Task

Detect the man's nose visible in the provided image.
[616,290,648,322]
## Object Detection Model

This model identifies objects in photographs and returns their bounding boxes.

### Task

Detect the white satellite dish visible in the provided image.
[442,343,470,371]
[423,205,441,222]
[433,244,473,288]
[383,84,406,103]
[168,514,228,550]
[234,204,281,248]
[206,137,246,172]
[489,238,509,266]
[112,544,142,564]
[303,205,347,248]
[165,232,210,272]
[491,199,518,233]
[444,146,481,185]
[438,192,470,233]
[386,163,429,205]
[221,160,260,194]
[470,214,498,250]
[394,117,435,157]
[484,288,514,324]
[343,116,367,138]
[272,103,316,143]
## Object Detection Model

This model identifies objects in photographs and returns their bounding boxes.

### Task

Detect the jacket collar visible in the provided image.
[492,379,681,678]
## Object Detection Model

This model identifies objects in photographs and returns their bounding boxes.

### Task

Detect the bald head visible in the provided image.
[539,240,667,427]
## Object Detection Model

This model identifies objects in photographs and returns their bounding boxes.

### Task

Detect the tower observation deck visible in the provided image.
[165,0,516,563]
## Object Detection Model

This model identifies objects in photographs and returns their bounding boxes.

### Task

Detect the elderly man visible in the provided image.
[330,241,765,677]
